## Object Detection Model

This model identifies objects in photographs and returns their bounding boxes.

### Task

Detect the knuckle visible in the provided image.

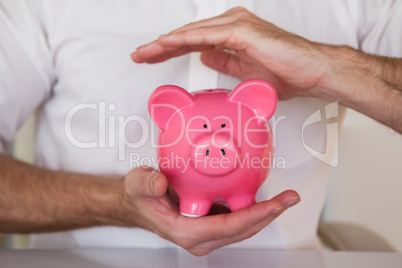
[231,7,252,19]
[189,248,210,257]
[158,228,198,250]
[229,6,248,15]
[243,229,256,240]
[175,237,197,250]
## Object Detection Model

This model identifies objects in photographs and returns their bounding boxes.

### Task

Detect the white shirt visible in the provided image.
[0,0,401,250]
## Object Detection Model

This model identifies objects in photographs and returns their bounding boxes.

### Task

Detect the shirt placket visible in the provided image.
[187,0,227,92]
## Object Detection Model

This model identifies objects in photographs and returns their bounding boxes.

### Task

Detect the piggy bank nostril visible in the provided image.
[221,149,226,156]
[206,149,210,157]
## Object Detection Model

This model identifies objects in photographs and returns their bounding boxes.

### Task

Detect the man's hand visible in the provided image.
[0,154,299,256]
[131,7,327,100]
[131,7,402,133]
[121,167,300,256]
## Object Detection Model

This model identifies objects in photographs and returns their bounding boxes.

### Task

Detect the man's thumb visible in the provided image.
[126,167,168,198]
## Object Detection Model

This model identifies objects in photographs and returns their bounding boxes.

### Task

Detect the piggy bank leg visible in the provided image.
[179,198,213,217]
[226,195,256,212]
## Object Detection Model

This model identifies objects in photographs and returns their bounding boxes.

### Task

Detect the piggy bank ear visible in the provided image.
[229,79,277,125]
[148,85,194,131]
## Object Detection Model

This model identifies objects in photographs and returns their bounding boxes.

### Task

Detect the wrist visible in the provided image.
[316,45,402,132]
[315,45,384,106]
[313,45,361,102]
[83,174,130,227]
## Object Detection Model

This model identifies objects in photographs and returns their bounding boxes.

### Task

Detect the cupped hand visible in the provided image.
[131,7,329,100]
[121,167,300,256]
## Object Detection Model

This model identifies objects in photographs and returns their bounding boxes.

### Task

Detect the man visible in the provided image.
[0,0,400,256]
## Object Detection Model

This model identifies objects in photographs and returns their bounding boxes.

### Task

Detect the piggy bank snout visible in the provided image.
[191,133,239,176]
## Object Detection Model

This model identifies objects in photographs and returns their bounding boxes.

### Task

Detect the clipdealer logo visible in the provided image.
[64,101,339,167]
[302,101,339,167]
[64,101,149,160]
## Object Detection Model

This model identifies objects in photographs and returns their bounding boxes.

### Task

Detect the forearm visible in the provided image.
[0,154,128,233]
[317,45,402,133]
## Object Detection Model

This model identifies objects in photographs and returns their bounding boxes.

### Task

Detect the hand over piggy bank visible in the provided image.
[148,79,277,217]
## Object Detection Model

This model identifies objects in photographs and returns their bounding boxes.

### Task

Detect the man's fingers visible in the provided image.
[131,8,261,64]
[131,22,251,63]
[131,41,215,63]
[190,190,299,242]
[158,24,247,50]
[222,190,300,243]
[166,7,243,35]
[181,190,300,256]
[236,190,300,240]
[219,190,300,238]
[270,190,301,209]
[171,199,281,255]
[125,167,168,198]
[179,196,283,242]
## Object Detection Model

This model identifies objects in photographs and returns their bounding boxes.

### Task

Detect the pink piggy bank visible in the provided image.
[148,79,277,217]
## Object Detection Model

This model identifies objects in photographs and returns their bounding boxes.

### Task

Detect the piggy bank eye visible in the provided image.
[203,124,207,128]
[221,124,226,128]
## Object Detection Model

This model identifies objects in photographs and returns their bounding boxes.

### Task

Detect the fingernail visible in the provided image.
[286,197,301,208]
[151,174,159,197]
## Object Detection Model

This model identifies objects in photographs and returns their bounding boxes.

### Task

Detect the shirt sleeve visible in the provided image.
[0,0,53,153]
[357,0,402,57]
